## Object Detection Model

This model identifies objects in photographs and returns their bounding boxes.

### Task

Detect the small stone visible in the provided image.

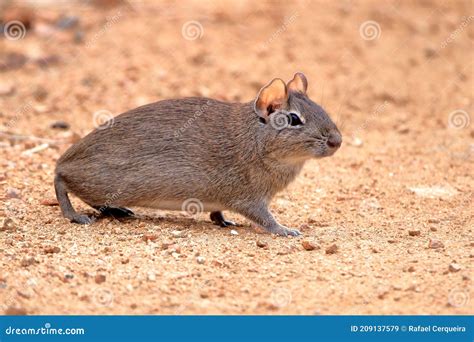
[32,86,48,101]
[408,230,421,236]
[20,256,37,267]
[449,263,461,272]
[348,136,363,147]
[256,240,268,248]
[74,31,84,44]
[169,245,181,254]
[407,266,415,272]
[302,240,318,251]
[142,233,158,242]
[1,218,16,232]
[428,239,444,249]
[147,272,156,281]
[161,241,172,250]
[6,187,21,199]
[397,126,410,134]
[56,15,80,30]
[44,245,60,254]
[33,104,50,114]
[230,230,238,236]
[0,52,28,72]
[430,227,437,231]
[4,306,27,315]
[171,252,180,259]
[171,230,184,238]
[50,121,70,130]
[428,219,439,224]
[17,290,31,299]
[212,260,223,267]
[95,274,106,284]
[40,198,59,206]
[196,256,206,264]
[0,82,15,96]
[325,244,338,254]
[121,258,129,264]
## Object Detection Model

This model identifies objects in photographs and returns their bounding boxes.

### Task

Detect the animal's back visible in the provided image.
[56,97,251,208]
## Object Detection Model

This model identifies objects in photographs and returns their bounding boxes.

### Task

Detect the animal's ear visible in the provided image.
[287,72,308,94]
[254,78,288,120]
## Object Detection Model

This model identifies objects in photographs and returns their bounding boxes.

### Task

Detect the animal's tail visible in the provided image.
[54,174,92,224]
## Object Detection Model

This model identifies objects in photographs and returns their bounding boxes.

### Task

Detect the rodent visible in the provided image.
[54,72,342,236]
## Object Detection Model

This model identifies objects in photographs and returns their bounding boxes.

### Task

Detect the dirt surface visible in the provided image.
[0,0,472,315]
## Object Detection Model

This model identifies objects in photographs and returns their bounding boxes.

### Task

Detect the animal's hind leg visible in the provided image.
[54,175,93,224]
[94,206,135,218]
[210,211,236,227]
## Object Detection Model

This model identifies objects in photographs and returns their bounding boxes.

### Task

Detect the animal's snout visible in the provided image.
[326,130,342,150]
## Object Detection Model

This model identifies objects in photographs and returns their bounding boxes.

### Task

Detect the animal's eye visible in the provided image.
[287,113,303,126]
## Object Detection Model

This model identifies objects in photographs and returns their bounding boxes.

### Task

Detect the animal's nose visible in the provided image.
[327,131,342,149]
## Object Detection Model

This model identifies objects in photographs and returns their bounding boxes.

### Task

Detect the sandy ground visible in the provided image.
[0,0,472,315]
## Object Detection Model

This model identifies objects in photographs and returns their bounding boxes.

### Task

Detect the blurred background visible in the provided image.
[0,0,472,315]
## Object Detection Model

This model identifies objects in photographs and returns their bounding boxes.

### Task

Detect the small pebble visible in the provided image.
[196,256,206,264]
[171,230,184,238]
[1,218,16,232]
[325,244,338,254]
[40,198,59,206]
[230,230,238,236]
[32,86,48,101]
[171,252,180,259]
[428,239,444,249]
[408,230,421,236]
[349,137,363,147]
[6,187,21,199]
[0,82,15,96]
[142,233,158,242]
[256,240,268,248]
[147,272,156,281]
[449,263,461,272]
[56,15,80,30]
[4,306,27,315]
[50,121,70,130]
[302,240,318,251]
[20,256,37,267]
[44,246,60,254]
[95,274,106,284]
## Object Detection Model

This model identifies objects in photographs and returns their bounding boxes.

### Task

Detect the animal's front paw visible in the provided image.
[269,225,302,237]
